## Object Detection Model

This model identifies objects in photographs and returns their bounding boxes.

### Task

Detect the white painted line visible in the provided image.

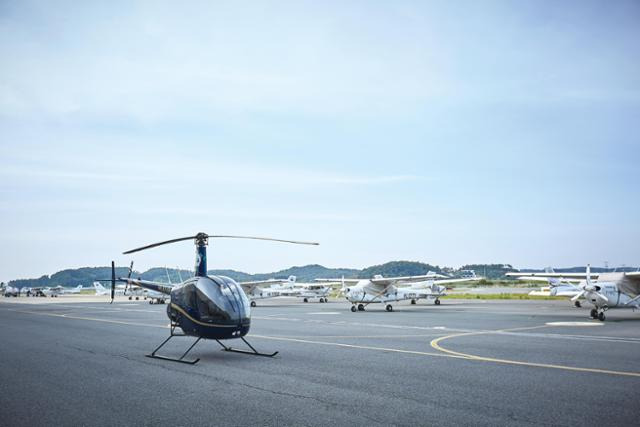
[546,322,603,327]
[307,312,341,315]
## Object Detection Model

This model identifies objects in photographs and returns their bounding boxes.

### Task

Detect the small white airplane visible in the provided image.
[94,282,127,297]
[507,265,640,321]
[3,284,19,297]
[270,276,331,303]
[146,289,167,305]
[513,275,585,307]
[239,278,294,307]
[317,272,480,312]
[42,285,86,297]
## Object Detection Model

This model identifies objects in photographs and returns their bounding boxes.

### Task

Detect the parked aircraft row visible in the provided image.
[507,265,640,321]
[3,284,87,298]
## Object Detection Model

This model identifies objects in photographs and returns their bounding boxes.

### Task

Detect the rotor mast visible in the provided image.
[194,232,209,277]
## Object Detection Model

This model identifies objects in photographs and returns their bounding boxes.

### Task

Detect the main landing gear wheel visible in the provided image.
[598,312,606,321]
[135,296,139,300]
[357,304,365,311]
[435,299,441,306]
[250,301,257,308]
[590,309,598,319]
[574,301,581,308]
[128,296,132,300]
[303,298,309,303]
[149,300,154,304]
[319,298,325,303]
[410,299,416,305]
[351,305,357,312]
[385,304,393,312]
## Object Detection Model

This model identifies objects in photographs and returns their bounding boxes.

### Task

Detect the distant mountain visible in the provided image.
[459,264,518,280]
[8,266,133,289]
[359,261,442,278]
[11,262,627,288]
[210,264,360,282]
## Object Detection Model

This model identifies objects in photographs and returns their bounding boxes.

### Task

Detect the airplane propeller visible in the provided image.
[123,233,319,254]
[571,264,609,303]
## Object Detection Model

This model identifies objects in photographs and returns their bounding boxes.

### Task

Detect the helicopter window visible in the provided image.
[171,277,250,323]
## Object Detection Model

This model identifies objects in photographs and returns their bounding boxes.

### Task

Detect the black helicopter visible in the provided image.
[103,232,318,364]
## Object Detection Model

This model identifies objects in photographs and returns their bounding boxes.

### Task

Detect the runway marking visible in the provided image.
[307,312,341,315]
[250,335,468,360]
[275,334,445,339]
[430,326,640,378]
[546,322,602,327]
[10,306,640,377]
[253,316,475,334]
[8,308,167,329]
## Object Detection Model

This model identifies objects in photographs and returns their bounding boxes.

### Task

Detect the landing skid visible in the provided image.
[146,333,202,365]
[215,337,279,358]
[146,323,278,364]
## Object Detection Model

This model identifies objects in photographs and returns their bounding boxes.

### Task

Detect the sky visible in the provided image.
[1,0,639,282]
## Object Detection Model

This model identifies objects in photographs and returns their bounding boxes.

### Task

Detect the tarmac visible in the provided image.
[1,295,639,426]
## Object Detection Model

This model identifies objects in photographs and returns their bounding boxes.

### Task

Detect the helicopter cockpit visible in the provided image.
[171,276,251,327]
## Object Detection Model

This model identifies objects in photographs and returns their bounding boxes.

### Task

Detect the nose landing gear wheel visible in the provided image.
[590,309,598,319]
[598,312,606,321]
[350,305,357,312]
[435,299,441,305]
[303,298,309,303]
[385,304,393,312]
[250,301,257,308]
[574,301,581,308]
[410,299,416,305]
[319,298,325,303]
[357,304,365,311]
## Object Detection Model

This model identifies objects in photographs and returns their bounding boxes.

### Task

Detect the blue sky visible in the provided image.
[1,1,639,282]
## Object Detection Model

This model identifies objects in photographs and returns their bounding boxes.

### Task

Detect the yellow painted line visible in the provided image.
[12,307,640,377]
[430,326,640,378]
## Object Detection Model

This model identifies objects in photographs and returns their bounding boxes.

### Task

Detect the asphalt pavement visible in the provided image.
[1,296,638,426]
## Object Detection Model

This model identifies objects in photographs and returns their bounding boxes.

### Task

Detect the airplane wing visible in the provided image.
[118,278,174,295]
[505,272,600,279]
[618,273,640,297]
[374,276,480,286]
[315,278,361,284]
[238,279,286,293]
[374,274,454,285]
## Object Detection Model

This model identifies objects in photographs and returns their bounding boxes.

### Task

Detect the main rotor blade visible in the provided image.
[208,235,319,246]
[123,235,198,254]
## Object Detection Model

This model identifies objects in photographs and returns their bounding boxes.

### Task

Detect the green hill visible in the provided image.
[359,261,443,278]
[10,262,587,288]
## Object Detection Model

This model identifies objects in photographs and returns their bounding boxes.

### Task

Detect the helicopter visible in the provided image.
[102,232,318,364]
